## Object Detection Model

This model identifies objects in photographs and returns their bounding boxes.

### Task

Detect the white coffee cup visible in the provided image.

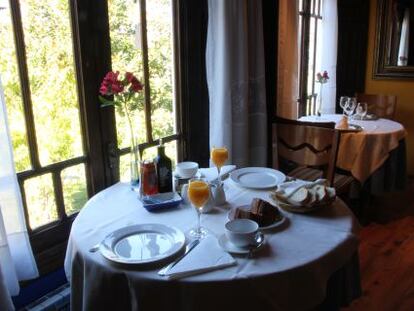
[225,219,259,248]
[176,162,199,179]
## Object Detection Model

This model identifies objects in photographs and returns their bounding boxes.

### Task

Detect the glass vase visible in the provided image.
[130,137,140,191]
[317,84,323,116]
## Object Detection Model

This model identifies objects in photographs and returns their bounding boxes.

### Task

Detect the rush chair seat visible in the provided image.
[272,117,354,195]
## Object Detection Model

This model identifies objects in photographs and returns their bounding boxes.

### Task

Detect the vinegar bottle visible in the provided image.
[154,139,173,193]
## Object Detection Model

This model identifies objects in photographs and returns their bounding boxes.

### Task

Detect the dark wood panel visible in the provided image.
[336,0,370,111]
[178,0,209,167]
[71,0,118,191]
[263,0,279,167]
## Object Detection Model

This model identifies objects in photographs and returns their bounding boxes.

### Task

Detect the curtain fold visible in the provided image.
[277,0,299,119]
[206,0,267,167]
[0,75,39,308]
[320,0,338,114]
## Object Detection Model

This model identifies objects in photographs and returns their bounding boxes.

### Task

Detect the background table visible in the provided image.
[65,178,360,311]
[300,114,406,184]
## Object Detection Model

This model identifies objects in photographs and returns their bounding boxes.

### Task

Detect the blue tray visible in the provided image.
[141,192,183,212]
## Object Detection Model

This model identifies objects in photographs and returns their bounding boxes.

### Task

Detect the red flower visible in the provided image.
[99,71,124,95]
[125,72,143,92]
[316,72,322,81]
[99,84,108,95]
[322,71,329,79]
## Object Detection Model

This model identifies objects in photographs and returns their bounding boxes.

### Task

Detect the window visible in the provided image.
[298,0,323,116]
[0,0,184,274]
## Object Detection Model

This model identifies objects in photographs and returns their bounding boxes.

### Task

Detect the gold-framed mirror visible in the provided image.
[374,0,414,79]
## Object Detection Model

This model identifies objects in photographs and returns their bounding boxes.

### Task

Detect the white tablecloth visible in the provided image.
[300,114,406,182]
[64,178,359,311]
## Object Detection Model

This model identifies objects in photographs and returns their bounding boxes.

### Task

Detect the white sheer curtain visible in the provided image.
[0,75,39,309]
[398,9,410,66]
[320,0,338,114]
[206,0,267,167]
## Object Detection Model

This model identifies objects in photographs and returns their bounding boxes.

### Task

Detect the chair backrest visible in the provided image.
[272,117,340,186]
[355,93,397,120]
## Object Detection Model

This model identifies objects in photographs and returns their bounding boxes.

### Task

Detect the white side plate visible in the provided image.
[99,224,185,265]
[230,167,286,189]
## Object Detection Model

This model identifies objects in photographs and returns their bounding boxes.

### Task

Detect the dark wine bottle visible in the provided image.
[154,139,173,193]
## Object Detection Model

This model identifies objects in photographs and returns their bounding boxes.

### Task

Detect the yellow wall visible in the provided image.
[366,0,414,175]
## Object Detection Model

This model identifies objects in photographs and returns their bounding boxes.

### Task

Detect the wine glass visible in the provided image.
[357,102,368,120]
[187,178,210,239]
[211,147,228,184]
[344,98,357,117]
[339,96,350,115]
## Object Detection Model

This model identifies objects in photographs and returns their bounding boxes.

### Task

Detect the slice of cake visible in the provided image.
[250,198,282,226]
[233,207,251,220]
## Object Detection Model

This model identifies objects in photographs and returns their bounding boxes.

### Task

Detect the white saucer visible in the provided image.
[173,170,201,180]
[218,233,265,255]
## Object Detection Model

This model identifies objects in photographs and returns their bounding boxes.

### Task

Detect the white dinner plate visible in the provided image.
[99,224,185,265]
[230,167,286,189]
[218,233,265,255]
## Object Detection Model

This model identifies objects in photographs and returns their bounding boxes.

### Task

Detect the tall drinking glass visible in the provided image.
[187,178,210,239]
[211,147,228,184]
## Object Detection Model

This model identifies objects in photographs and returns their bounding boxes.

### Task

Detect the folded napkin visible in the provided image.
[275,179,327,197]
[336,116,349,129]
[163,235,236,280]
[199,165,237,182]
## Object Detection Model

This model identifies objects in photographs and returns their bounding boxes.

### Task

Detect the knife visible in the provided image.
[158,239,200,276]
[210,167,236,184]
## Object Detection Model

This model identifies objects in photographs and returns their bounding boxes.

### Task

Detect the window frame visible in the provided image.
[298,0,323,117]
[5,0,189,275]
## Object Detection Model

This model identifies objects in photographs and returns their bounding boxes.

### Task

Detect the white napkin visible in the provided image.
[275,179,327,197]
[199,165,237,182]
[163,236,236,280]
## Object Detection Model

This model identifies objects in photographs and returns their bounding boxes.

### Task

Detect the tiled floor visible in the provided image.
[23,283,70,311]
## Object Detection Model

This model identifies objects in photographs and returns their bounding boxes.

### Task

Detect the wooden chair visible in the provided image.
[272,117,353,194]
[355,93,397,120]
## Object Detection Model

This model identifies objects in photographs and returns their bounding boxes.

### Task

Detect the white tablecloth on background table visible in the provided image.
[64,176,359,311]
[300,114,406,182]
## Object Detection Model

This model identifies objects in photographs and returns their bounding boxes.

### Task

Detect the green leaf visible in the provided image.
[99,95,115,107]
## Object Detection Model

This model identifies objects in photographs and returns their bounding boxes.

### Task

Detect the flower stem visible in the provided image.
[123,100,138,163]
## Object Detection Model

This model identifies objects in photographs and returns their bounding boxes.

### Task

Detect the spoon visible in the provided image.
[248,232,265,258]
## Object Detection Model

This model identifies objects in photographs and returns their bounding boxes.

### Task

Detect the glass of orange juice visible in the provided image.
[187,178,210,239]
[211,147,228,184]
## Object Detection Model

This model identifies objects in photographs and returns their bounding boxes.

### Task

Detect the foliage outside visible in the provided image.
[0,0,176,228]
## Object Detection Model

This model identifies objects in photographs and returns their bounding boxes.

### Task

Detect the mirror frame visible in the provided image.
[374,0,414,79]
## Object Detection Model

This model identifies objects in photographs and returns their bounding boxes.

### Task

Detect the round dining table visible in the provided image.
[300,114,407,184]
[64,169,360,311]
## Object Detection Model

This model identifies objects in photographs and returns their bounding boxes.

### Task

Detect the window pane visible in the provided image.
[25,174,57,229]
[316,0,321,16]
[108,0,146,149]
[20,0,83,166]
[146,0,175,139]
[307,18,316,96]
[0,1,31,171]
[119,153,130,183]
[141,140,177,164]
[62,164,88,216]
